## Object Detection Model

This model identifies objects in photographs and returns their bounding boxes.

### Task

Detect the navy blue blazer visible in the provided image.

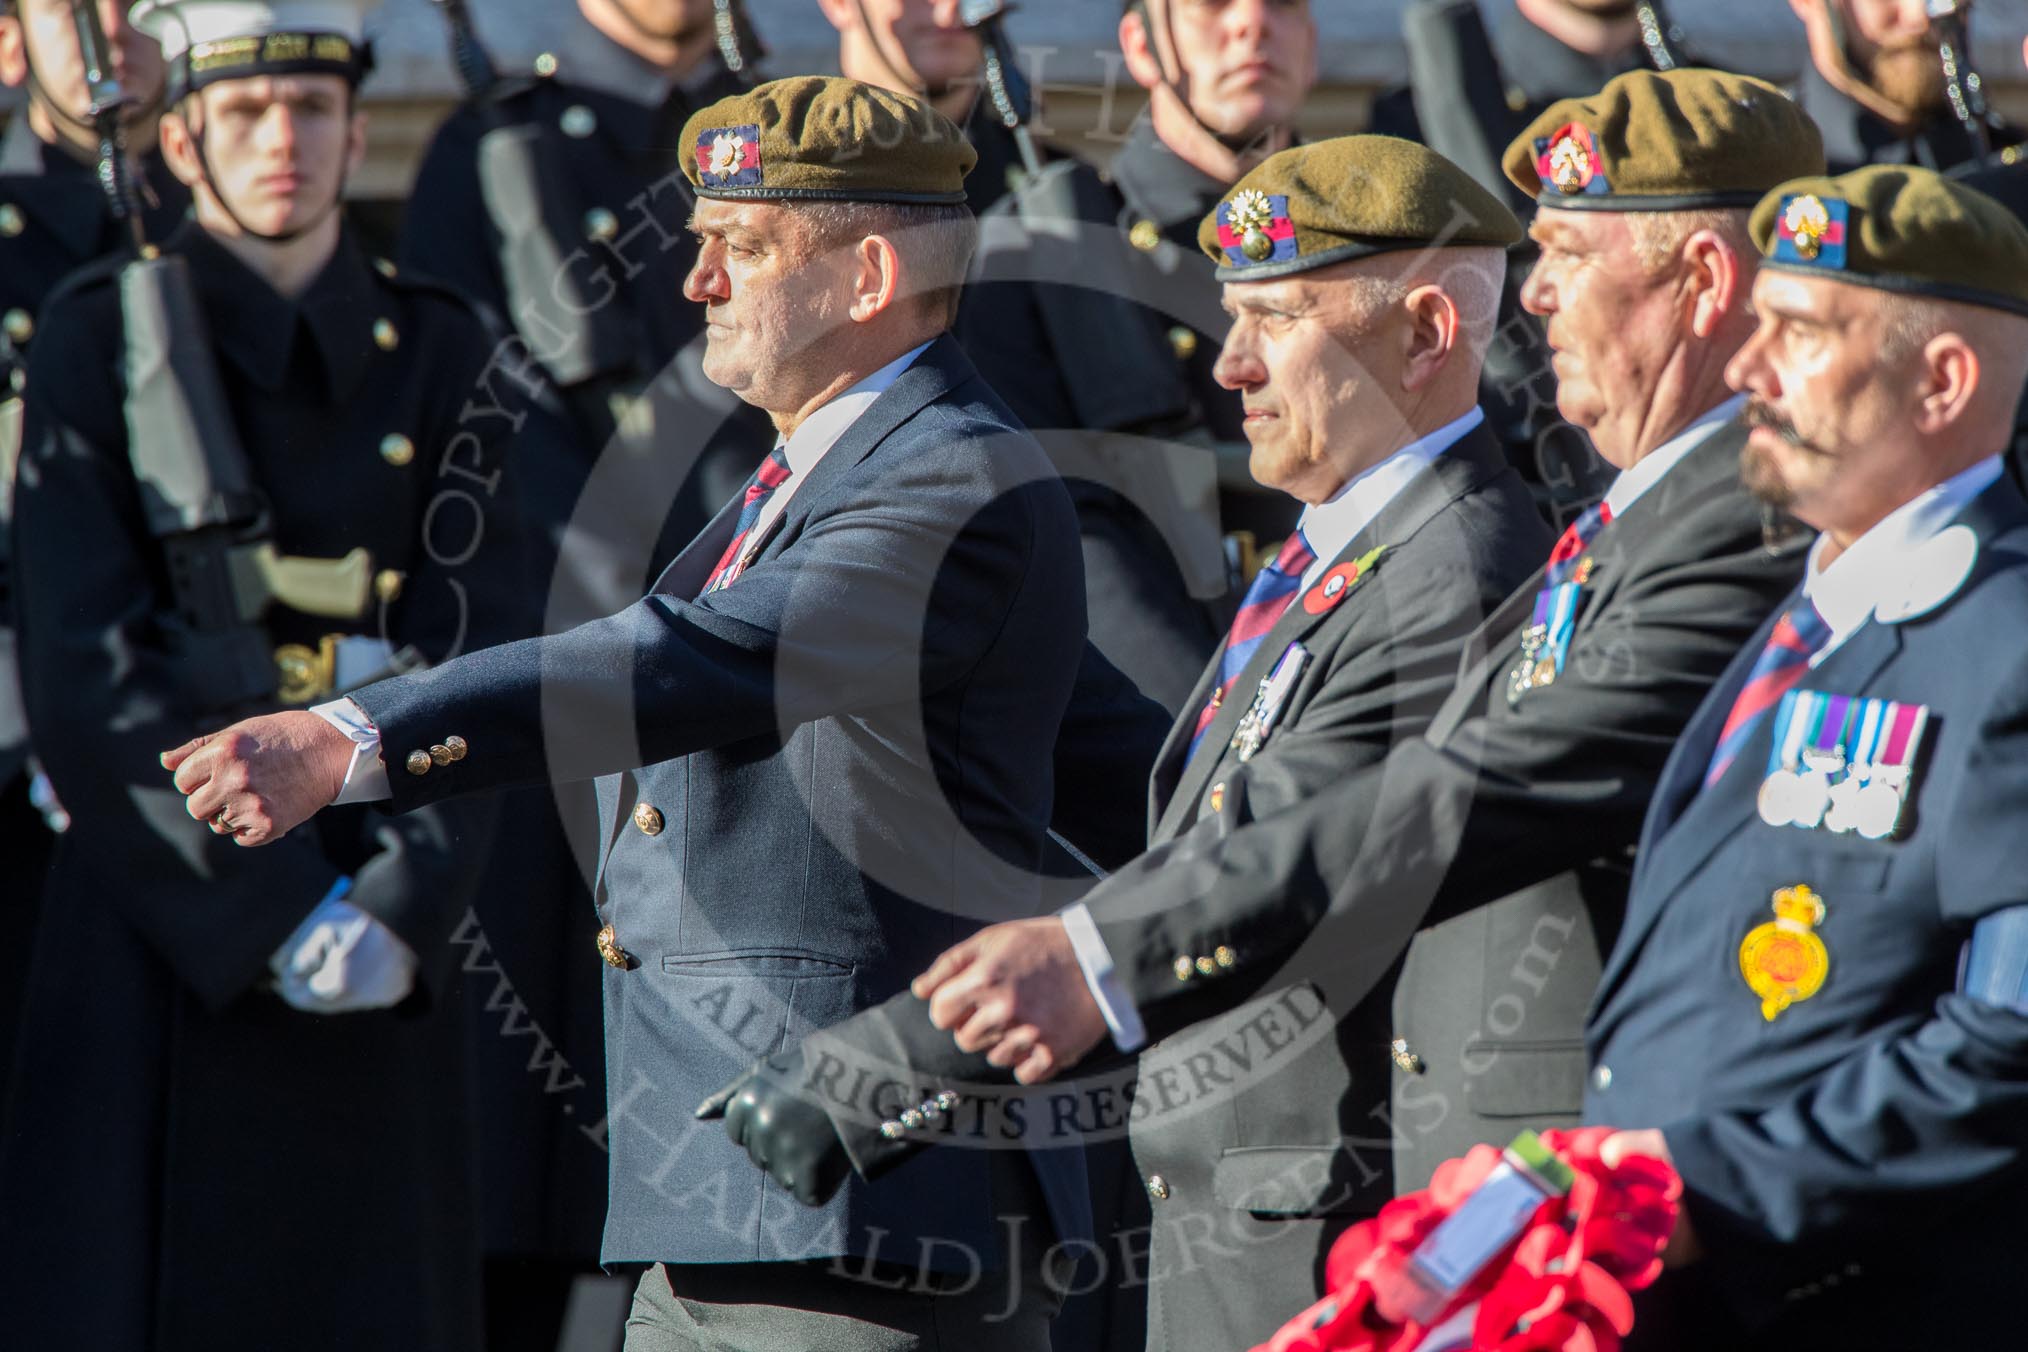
[1586,472,2028,1348]
[351,336,1093,1270]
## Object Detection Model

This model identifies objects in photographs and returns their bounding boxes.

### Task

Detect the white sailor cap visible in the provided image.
[132,1,376,98]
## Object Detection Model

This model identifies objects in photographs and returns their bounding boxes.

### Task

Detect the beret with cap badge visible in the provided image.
[1502,68,1826,212]
[680,75,976,207]
[1751,164,2028,320]
[1197,135,1523,284]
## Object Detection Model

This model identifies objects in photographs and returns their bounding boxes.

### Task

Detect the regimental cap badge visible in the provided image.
[1773,192,1848,269]
[1738,884,1830,1021]
[1216,189,1295,268]
[1534,122,1609,197]
[697,123,763,189]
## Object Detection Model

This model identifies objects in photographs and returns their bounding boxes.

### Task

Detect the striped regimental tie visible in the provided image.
[698,446,793,595]
[1546,500,1612,584]
[1703,595,1834,788]
[1186,529,1317,765]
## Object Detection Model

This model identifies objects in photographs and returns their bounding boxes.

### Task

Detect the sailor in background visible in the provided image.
[817,0,1042,218]
[0,2,530,1346]
[1588,165,2028,1351]
[0,0,188,1126]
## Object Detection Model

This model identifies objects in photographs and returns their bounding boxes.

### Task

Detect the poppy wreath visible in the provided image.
[1254,1128,1681,1352]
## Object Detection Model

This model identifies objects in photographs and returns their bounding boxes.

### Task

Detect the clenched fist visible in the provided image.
[161,710,357,846]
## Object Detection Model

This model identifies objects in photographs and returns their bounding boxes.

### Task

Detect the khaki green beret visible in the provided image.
[679,76,975,206]
[1197,136,1522,283]
[1502,69,1825,211]
[1751,165,2028,319]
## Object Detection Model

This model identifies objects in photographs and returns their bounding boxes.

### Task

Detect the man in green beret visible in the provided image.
[744,66,1821,1348]
[1588,165,2028,1350]
[154,74,1097,1351]
[953,0,1322,719]
[687,126,1551,1348]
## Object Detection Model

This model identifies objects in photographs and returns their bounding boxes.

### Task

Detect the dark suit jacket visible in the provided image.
[1586,473,2028,1352]
[1116,422,1548,1352]
[349,336,1092,1271]
[1077,420,1804,1041]
[799,421,1546,1344]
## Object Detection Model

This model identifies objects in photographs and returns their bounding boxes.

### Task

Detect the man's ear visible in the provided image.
[1912,332,1980,438]
[1680,228,1744,340]
[849,233,901,323]
[1118,9,1162,94]
[346,105,368,178]
[1399,283,1461,392]
[815,0,857,37]
[159,105,205,191]
[0,16,27,91]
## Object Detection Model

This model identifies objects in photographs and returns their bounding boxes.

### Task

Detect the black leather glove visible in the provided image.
[696,1047,852,1207]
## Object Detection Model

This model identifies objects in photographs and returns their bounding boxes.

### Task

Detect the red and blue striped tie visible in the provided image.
[699,446,793,595]
[1703,595,1833,787]
[1546,500,1611,584]
[1187,529,1316,764]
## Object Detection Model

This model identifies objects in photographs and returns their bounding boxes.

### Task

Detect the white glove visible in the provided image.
[269,883,418,1014]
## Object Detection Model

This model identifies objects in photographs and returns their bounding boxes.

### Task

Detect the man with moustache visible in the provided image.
[819,0,1040,218]
[0,0,188,1114]
[1587,165,2028,1351]
[0,1,530,1347]
[957,0,1320,718]
[706,71,1822,1351]
[158,75,1095,1351]
[1788,0,2023,176]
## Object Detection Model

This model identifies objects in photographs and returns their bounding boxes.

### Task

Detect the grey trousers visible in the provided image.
[624,1253,1059,1352]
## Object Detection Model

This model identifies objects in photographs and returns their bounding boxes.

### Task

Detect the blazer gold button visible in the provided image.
[374,257,398,278]
[1167,326,1198,361]
[1214,945,1236,969]
[3,308,32,345]
[1146,1173,1169,1201]
[596,924,630,969]
[372,318,398,351]
[380,434,415,467]
[1172,955,1194,982]
[429,744,454,766]
[1194,955,1217,977]
[405,750,431,776]
[444,735,468,761]
[0,204,22,237]
[585,208,619,242]
[533,51,558,78]
[1390,1038,1424,1074]
[633,803,665,836]
[562,104,597,138]
[1129,218,1160,252]
[374,569,404,603]
[1593,1064,1612,1092]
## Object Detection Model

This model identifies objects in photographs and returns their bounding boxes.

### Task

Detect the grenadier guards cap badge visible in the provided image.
[1198,135,1521,284]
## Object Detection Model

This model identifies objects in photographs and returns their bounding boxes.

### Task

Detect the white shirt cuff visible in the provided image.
[311,697,391,804]
[1058,903,1148,1053]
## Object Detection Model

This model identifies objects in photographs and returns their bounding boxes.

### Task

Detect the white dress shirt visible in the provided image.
[314,342,933,805]
[1801,454,2001,665]
[1063,406,1485,1053]
[1601,393,1746,520]
[1289,406,1485,592]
